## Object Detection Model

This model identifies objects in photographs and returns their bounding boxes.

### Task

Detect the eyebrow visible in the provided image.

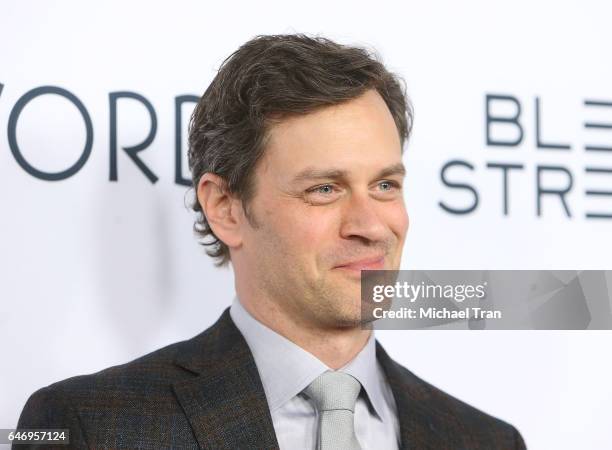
[291,162,406,184]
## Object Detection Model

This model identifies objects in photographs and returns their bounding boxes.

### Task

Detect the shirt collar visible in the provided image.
[339,327,390,423]
[229,296,389,422]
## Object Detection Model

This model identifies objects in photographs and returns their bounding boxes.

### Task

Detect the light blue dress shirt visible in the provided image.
[230,296,400,449]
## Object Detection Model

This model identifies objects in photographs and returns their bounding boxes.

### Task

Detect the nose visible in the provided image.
[339,190,388,244]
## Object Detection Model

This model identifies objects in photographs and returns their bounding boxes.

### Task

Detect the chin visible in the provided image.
[327,313,363,329]
[324,300,364,328]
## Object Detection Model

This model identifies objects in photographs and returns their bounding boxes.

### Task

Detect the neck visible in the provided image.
[236,288,371,370]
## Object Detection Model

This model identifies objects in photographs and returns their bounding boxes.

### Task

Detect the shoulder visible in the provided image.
[15,313,238,447]
[406,363,514,427]
[17,335,196,428]
[377,344,526,449]
[402,363,525,448]
[49,336,189,390]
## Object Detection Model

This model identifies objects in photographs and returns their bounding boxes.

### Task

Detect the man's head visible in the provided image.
[189,34,412,329]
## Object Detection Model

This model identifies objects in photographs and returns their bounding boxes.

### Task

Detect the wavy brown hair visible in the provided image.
[188,34,413,266]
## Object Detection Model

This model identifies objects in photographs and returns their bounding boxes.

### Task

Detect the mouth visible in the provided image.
[334,256,385,275]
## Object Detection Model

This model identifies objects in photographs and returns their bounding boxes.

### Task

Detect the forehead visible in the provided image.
[259,90,403,180]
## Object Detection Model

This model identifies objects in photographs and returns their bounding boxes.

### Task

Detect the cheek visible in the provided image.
[261,203,338,268]
[383,201,409,238]
[276,208,336,250]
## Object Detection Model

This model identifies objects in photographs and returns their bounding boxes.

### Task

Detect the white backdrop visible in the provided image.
[1,1,611,449]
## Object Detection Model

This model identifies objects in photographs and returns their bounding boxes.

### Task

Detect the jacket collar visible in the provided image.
[172,308,280,450]
[376,341,453,448]
[172,307,451,450]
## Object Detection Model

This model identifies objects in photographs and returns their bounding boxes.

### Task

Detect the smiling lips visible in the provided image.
[334,256,385,272]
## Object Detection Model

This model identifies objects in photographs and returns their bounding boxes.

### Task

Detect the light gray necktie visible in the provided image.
[304,371,362,450]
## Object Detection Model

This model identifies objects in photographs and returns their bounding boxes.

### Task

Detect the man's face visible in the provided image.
[237,89,408,329]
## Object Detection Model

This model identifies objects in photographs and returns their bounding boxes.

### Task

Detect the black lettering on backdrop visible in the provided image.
[536,165,573,217]
[486,162,524,215]
[535,97,571,150]
[584,167,612,219]
[109,91,158,183]
[7,85,94,181]
[485,94,523,147]
[584,100,612,152]
[438,93,612,219]
[174,95,198,186]
[439,160,479,214]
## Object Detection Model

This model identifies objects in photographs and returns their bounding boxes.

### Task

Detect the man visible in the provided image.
[17,34,526,449]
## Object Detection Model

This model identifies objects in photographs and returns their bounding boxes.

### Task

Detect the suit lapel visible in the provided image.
[172,309,280,450]
[376,341,453,450]
[171,309,455,449]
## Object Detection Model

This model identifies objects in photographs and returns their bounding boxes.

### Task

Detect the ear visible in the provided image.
[196,173,243,249]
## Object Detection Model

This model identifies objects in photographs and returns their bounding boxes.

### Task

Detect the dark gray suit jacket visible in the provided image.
[16,308,526,449]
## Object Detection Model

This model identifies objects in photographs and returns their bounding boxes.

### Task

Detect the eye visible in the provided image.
[377,180,401,191]
[304,184,342,205]
[379,181,393,191]
[308,184,336,195]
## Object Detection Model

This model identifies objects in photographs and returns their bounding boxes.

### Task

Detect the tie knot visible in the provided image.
[304,371,362,413]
